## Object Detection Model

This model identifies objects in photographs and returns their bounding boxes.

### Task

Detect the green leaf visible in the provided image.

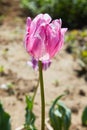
[26,96,33,111]
[82,106,87,126]
[58,101,71,130]
[49,95,71,130]
[24,96,37,130]
[0,102,11,130]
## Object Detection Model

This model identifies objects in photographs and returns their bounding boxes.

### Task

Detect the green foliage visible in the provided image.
[82,106,87,126]
[49,95,71,130]
[20,0,87,28]
[24,96,37,130]
[0,102,11,130]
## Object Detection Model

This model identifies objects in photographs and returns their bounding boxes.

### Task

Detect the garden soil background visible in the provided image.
[0,0,87,130]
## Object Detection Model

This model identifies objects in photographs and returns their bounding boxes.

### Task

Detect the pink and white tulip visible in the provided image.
[24,13,67,68]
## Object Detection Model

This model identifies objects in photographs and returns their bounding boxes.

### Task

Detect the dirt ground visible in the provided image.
[0,0,87,130]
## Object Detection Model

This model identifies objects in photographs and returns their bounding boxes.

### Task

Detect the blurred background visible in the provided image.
[20,0,87,29]
[0,0,87,130]
[0,0,87,28]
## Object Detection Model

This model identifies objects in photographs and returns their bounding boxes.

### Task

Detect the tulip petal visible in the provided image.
[46,20,67,58]
[30,14,51,35]
[27,57,51,70]
[29,26,46,59]
[27,17,32,27]
[46,22,60,58]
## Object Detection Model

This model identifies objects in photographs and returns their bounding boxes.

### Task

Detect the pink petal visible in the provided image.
[26,17,32,32]
[61,28,68,35]
[46,21,61,58]
[43,13,52,23]
[30,14,51,35]
[27,17,32,26]
[29,26,46,59]
[52,28,68,56]
[45,20,67,58]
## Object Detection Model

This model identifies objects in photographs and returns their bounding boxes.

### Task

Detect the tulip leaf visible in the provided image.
[49,95,71,130]
[82,106,87,126]
[24,96,37,130]
[0,102,11,130]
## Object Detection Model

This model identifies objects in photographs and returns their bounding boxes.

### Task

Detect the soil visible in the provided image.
[0,0,87,130]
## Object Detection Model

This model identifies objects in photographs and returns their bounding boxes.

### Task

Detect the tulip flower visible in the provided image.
[24,13,67,130]
[24,13,67,62]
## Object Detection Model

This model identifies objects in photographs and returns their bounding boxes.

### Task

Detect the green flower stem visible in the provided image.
[38,61,45,130]
[32,78,39,103]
